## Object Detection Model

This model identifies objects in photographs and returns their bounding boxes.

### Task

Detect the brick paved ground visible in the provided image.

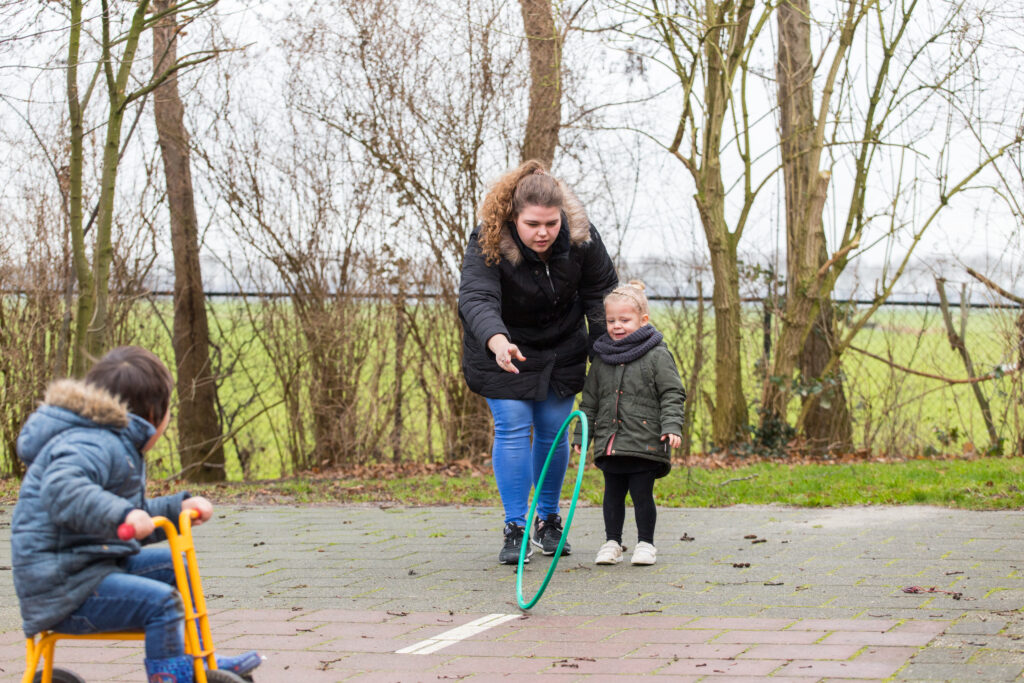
[1,505,1022,681]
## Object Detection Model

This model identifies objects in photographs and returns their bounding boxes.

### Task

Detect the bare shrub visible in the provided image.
[394,261,492,462]
[197,89,400,469]
[0,191,71,475]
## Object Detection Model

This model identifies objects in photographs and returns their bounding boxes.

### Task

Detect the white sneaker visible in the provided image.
[630,541,657,565]
[594,540,624,565]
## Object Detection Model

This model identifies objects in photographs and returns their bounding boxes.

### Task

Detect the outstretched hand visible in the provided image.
[487,335,526,374]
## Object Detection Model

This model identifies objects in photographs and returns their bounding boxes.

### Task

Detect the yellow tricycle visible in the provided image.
[22,510,253,683]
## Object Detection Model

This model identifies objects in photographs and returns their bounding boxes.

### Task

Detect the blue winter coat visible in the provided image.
[11,379,189,636]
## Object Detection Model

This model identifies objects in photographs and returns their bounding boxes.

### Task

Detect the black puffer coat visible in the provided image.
[459,202,618,401]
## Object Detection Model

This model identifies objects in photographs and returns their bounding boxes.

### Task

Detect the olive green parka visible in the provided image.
[574,340,685,477]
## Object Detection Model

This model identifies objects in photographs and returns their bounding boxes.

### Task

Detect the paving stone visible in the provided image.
[626,642,748,659]
[820,630,937,647]
[660,657,782,676]
[945,618,1009,635]
[2,504,1022,682]
[776,657,903,678]
[715,629,826,645]
[607,628,721,644]
[854,646,921,663]
[737,643,861,660]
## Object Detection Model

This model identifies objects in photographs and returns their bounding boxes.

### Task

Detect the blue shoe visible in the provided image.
[216,650,263,676]
[145,655,194,683]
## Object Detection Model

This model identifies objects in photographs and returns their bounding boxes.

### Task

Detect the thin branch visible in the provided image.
[966,267,1024,306]
[816,233,859,278]
[848,345,1018,385]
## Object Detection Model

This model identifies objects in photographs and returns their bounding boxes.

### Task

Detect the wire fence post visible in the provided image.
[762,266,774,372]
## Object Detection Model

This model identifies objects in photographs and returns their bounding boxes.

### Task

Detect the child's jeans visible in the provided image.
[486,390,574,526]
[49,548,185,659]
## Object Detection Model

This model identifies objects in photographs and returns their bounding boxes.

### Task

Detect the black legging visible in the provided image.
[602,470,657,545]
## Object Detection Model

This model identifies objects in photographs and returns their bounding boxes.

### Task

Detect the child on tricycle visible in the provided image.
[11,346,262,682]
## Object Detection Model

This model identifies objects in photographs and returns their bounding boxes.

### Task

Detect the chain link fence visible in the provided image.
[3,287,1021,479]
[652,294,1022,459]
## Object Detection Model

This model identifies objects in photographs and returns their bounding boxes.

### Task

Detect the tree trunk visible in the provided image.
[87,107,127,362]
[677,0,757,449]
[696,194,748,446]
[935,278,999,449]
[799,302,852,451]
[152,0,226,482]
[519,0,561,167]
[70,0,152,372]
[680,280,706,456]
[1017,310,1024,456]
[67,0,92,376]
[761,0,852,454]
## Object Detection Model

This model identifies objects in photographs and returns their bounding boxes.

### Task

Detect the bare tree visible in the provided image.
[65,0,217,374]
[935,277,999,449]
[764,1,1023,441]
[617,0,1023,452]
[285,0,530,458]
[0,179,69,475]
[967,267,1024,456]
[151,0,225,482]
[616,0,775,446]
[520,0,563,166]
[761,0,860,453]
[196,89,395,468]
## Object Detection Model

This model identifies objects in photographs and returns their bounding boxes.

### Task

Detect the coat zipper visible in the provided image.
[607,364,624,455]
[544,263,554,294]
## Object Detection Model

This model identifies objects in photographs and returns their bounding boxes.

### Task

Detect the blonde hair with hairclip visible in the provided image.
[605,279,650,316]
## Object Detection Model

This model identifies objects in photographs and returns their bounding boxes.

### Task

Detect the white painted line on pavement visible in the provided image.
[396,613,520,655]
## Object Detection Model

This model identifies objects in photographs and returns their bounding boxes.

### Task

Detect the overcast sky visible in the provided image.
[1,0,1021,302]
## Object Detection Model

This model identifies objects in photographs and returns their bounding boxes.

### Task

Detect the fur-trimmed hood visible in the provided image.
[44,379,129,428]
[496,184,591,266]
[16,378,151,468]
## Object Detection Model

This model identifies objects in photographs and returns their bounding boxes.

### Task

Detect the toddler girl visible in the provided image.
[574,281,685,565]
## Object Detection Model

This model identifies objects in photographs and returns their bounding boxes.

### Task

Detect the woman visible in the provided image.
[459,160,618,564]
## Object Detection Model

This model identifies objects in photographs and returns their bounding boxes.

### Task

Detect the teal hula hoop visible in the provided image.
[516,409,588,610]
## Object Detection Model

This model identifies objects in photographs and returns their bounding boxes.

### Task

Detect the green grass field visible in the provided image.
[55,298,1024,483]
[6,451,1019,509]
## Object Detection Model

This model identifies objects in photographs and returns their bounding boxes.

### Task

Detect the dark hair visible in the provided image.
[85,346,174,425]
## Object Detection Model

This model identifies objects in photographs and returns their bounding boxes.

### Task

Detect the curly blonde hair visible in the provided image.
[605,280,650,316]
[477,159,565,265]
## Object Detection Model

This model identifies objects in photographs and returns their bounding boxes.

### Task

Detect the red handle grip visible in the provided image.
[117,523,135,541]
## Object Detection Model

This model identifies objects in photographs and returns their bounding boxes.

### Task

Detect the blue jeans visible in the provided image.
[486,390,575,526]
[51,549,185,659]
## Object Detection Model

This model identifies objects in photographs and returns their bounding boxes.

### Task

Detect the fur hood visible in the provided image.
[16,379,142,469]
[497,183,591,266]
[43,379,129,428]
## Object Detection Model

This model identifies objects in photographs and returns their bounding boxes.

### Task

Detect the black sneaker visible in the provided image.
[499,522,534,564]
[531,513,571,556]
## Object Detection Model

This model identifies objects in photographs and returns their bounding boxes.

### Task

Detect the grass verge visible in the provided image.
[3,456,1019,509]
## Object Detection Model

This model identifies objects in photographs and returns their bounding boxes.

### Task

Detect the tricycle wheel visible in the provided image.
[33,669,87,683]
[206,670,252,683]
